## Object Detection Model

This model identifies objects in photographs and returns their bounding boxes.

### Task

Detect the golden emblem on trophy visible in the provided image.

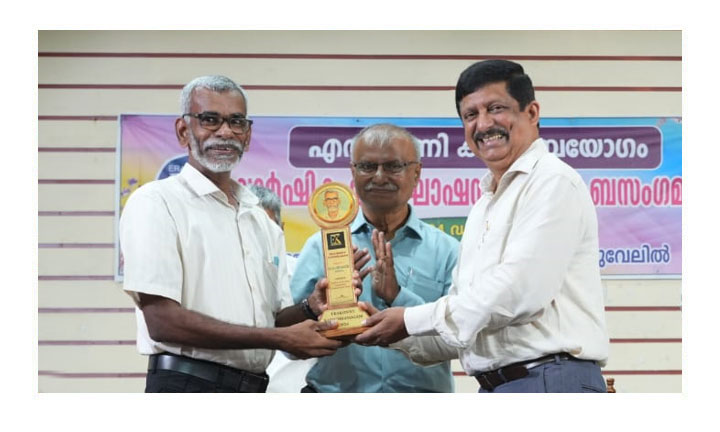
[308,182,368,338]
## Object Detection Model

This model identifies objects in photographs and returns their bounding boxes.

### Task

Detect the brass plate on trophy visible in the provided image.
[308,183,368,339]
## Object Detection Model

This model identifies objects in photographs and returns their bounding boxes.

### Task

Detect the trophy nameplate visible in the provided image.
[308,182,368,339]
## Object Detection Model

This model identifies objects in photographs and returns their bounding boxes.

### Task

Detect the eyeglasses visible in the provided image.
[351,160,419,175]
[183,112,253,134]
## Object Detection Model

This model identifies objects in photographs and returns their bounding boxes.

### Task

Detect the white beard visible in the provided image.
[188,132,245,173]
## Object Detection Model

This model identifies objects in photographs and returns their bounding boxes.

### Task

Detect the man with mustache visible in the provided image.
[119,75,345,392]
[356,60,610,393]
[290,123,459,392]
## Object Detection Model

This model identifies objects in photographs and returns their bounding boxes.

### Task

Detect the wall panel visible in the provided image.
[38,281,130,308]
[39,88,681,117]
[39,216,114,243]
[38,30,680,55]
[39,57,681,87]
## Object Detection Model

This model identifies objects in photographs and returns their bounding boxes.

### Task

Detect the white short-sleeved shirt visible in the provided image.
[120,163,293,373]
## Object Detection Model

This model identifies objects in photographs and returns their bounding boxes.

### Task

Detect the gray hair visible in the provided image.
[180,75,249,114]
[247,184,282,226]
[349,123,422,162]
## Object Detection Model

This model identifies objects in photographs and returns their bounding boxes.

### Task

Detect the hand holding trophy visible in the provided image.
[308,182,369,339]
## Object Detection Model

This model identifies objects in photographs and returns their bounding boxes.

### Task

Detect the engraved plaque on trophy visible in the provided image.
[308,182,368,339]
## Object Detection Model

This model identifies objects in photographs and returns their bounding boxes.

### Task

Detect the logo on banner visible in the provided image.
[156,154,189,180]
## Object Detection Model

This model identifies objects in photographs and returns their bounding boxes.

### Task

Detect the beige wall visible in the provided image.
[37,30,682,393]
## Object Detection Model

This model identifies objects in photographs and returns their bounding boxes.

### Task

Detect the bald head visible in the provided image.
[351,124,422,162]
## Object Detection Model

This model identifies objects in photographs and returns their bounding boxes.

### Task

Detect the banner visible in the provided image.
[116,115,682,279]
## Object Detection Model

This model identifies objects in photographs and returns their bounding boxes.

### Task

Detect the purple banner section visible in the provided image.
[289,125,662,170]
[288,126,474,169]
[543,126,662,169]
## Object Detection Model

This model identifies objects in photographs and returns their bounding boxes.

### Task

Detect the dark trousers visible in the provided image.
[145,354,269,393]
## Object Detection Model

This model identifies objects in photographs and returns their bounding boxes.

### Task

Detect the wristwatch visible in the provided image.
[301,298,319,320]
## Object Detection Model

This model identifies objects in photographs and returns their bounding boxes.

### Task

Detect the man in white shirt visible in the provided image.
[356,60,610,393]
[120,75,343,392]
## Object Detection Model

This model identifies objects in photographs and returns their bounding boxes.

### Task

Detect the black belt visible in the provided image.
[148,353,269,393]
[474,353,587,391]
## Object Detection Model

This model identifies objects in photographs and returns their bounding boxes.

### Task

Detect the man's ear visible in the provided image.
[243,129,253,151]
[413,162,422,186]
[525,100,541,126]
[175,117,190,149]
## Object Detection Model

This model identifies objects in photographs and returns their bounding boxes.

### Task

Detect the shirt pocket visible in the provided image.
[405,271,446,302]
[478,222,512,266]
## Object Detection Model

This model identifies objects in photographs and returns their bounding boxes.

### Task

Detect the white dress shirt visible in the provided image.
[400,138,609,374]
[120,164,293,373]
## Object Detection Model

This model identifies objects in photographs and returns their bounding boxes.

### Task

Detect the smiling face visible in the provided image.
[175,87,251,175]
[351,136,421,214]
[459,81,540,182]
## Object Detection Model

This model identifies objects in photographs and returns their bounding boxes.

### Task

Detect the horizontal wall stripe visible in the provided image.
[599,370,682,375]
[41,84,182,90]
[39,340,135,346]
[39,370,681,379]
[37,338,680,346]
[38,115,117,121]
[38,371,146,378]
[34,304,680,312]
[39,243,114,248]
[37,52,682,61]
[39,275,115,281]
[39,307,133,313]
[38,370,682,379]
[453,370,681,377]
[38,147,116,153]
[39,83,681,92]
[39,211,115,216]
[38,179,114,184]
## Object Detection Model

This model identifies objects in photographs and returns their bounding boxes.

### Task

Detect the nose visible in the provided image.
[474,111,494,133]
[214,118,235,138]
[372,165,389,180]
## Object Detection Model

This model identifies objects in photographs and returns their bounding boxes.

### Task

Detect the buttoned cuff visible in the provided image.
[404,302,437,336]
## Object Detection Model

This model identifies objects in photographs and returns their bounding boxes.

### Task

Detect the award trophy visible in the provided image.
[308,182,369,339]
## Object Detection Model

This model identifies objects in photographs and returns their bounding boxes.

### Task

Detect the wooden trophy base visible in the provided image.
[319,305,369,340]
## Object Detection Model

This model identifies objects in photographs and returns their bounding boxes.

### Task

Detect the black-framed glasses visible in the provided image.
[183,112,253,134]
[351,160,419,175]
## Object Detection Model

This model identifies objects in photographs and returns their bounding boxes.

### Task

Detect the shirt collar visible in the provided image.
[480,137,547,192]
[351,204,424,239]
[178,163,258,207]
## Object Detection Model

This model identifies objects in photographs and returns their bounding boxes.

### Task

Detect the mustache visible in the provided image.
[364,183,399,192]
[473,127,509,143]
[202,138,245,152]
